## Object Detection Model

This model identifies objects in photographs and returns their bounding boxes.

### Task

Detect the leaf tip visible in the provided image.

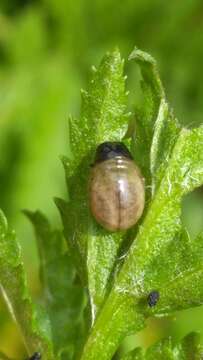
[54,197,69,213]
[128,46,156,66]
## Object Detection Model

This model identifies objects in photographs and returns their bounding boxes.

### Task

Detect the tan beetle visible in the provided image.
[89,142,145,231]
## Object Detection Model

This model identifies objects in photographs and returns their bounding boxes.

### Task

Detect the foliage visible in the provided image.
[0,210,54,360]
[0,46,203,359]
[121,332,203,359]
[23,210,85,359]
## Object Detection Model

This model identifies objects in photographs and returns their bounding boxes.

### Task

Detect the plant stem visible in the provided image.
[80,291,143,360]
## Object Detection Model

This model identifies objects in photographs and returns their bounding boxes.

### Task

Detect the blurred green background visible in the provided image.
[0,0,203,358]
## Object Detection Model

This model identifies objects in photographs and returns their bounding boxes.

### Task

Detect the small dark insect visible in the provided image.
[28,353,41,360]
[147,290,160,307]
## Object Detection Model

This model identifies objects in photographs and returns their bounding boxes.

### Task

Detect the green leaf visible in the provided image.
[54,197,86,284]
[177,332,203,359]
[129,47,164,189]
[24,210,85,359]
[146,332,203,360]
[150,99,180,194]
[115,126,203,298]
[0,210,54,360]
[129,48,180,199]
[141,228,192,314]
[80,125,203,360]
[121,333,203,360]
[71,48,129,169]
[57,49,131,319]
[145,338,174,360]
[120,348,143,360]
[148,231,203,315]
[80,295,145,360]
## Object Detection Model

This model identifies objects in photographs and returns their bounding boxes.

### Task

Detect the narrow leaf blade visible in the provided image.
[120,348,143,360]
[0,210,54,360]
[129,47,164,188]
[24,210,85,359]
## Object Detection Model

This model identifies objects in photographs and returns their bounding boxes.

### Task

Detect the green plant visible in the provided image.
[0,47,203,360]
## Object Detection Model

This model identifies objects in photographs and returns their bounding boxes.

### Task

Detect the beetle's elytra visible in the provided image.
[89,142,145,231]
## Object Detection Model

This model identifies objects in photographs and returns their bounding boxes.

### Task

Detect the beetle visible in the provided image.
[89,141,145,231]
[147,290,160,307]
[28,353,41,360]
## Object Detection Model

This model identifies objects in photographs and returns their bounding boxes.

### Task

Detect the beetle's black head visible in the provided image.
[95,142,133,163]
[28,353,41,360]
[147,290,160,307]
